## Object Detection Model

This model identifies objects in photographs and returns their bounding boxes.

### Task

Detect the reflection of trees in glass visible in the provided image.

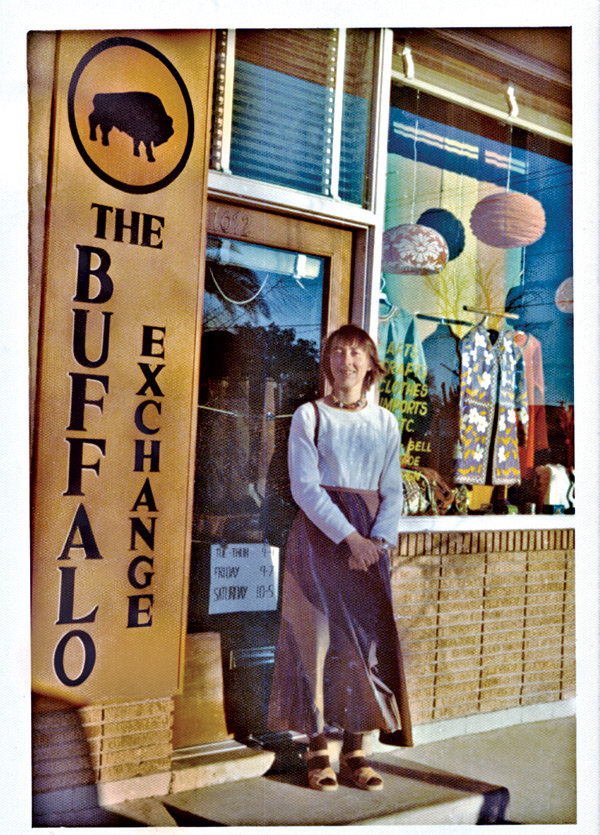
[231,322,320,407]
[505,281,554,333]
[197,246,323,538]
[199,322,320,413]
[196,323,321,543]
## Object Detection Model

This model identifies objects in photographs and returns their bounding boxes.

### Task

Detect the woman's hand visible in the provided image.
[344,531,384,571]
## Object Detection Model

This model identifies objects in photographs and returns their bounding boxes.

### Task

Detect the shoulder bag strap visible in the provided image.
[311,400,320,446]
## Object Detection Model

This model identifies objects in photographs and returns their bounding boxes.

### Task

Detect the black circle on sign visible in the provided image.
[68,36,195,194]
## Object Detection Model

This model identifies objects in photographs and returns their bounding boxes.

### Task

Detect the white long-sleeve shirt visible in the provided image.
[288,399,403,545]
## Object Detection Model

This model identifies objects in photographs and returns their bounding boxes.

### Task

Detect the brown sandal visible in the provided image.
[339,750,384,791]
[304,749,339,792]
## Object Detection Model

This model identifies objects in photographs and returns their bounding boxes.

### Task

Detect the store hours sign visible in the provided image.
[30,31,214,702]
[209,544,279,614]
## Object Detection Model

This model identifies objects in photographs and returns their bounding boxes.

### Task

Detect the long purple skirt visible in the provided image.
[268,487,412,744]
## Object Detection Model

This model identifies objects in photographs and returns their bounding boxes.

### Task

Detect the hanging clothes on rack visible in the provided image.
[377,305,428,442]
[422,322,461,397]
[421,323,461,482]
[510,330,549,479]
[455,323,529,486]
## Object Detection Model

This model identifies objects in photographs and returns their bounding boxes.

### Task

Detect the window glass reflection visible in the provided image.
[193,237,326,547]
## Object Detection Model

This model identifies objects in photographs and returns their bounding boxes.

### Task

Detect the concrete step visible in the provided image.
[153,751,509,826]
[169,739,276,794]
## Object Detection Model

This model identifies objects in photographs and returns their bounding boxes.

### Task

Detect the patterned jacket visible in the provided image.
[455,325,528,486]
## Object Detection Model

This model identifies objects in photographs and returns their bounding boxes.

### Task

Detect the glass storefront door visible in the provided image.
[184,202,352,741]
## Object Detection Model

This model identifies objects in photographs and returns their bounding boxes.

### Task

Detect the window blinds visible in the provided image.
[223,29,375,205]
[230,29,337,195]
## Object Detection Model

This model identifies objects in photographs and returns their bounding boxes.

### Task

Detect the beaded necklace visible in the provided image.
[329,394,366,410]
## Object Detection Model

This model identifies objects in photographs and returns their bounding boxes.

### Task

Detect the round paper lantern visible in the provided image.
[417,208,466,260]
[470,192,545,248]
[555,277,573,313]
[382,223,449,275]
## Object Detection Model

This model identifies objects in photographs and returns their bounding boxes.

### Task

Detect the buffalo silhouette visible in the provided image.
[89,91,174,163]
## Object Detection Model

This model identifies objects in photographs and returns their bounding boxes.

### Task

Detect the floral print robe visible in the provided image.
[455,326,528,486]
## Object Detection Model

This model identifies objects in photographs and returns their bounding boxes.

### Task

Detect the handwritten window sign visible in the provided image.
[209,544,279,614]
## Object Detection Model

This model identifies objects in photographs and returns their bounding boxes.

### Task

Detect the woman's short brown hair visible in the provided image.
[322,324,385,392]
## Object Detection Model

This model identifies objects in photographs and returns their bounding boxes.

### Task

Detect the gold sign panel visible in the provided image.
[31,30,214,702]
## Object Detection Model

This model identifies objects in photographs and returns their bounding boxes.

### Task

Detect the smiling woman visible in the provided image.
[324,324,385,408]
[268,324,412,793]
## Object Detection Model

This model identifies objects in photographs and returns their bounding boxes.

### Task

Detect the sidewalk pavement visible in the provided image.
[104,715,576,826]
[387,714,576,825]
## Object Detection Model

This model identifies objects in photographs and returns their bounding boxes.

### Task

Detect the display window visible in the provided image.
[380,84,573,517]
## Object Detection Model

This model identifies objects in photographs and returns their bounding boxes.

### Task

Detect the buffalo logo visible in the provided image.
[89,91,174,163]
[68,37,194,194]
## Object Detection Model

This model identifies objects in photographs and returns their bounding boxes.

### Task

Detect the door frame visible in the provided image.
[173,199,356,747]
[205,198,354,346]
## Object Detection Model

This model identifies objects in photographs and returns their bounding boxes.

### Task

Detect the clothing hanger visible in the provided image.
[415,311,473,328]
[463,305,519,331]
[379,298,400,321]
[462,305,520,322]
[462,306,519,345]
[379,279,400,320]
[463,304,519,319]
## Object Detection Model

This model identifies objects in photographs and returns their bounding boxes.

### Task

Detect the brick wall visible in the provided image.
[32,696,174,821]
[78,698,173,784]
[390,529,575,726]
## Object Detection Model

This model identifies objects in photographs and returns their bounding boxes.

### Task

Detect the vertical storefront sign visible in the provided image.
[31,31,214,701]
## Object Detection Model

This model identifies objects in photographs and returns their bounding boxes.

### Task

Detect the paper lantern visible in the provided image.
[470,192,545,248]
[382,223,449,275]
[417,208,466,260]
[555,277,573,313]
